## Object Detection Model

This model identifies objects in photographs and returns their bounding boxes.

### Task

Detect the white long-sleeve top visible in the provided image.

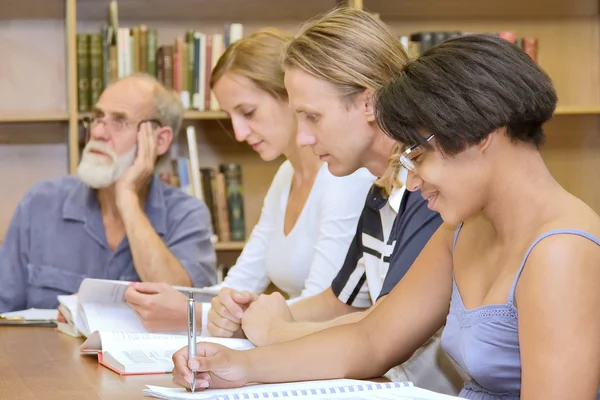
[209,160,375,300]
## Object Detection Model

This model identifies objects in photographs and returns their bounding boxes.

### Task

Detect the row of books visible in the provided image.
[158,148,246,243]
[400,31,539,62]
[76,0,244,112]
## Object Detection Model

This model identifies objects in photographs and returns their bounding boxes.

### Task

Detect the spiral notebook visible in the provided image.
[143,379,461,400]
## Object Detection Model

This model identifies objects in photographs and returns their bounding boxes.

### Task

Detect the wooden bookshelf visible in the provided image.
[0,112,69,123]
[184,111,229,120]
[364,0,598,19]
[554,105,600,115]
[3,0,600,257]
[213,241,246,251]
[78,111,228,121]
[3,105,594,127]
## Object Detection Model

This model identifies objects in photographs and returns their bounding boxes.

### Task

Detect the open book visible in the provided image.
[81,331,254,375]
[57,278,217,337]
[143,379,463,400]
[0,308,58,326]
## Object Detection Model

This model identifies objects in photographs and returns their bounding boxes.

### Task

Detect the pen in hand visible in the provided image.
[187,291,197,391]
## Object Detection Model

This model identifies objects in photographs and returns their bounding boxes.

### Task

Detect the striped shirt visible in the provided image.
[331,182,442,308]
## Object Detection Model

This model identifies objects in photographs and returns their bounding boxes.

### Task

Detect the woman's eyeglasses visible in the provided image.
[399,134,435,172]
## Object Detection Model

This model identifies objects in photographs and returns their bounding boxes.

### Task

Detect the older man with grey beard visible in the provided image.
[0,74,217,312]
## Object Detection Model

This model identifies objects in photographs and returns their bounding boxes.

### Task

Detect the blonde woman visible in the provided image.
[124,28,374,333]
[177,8,462,395]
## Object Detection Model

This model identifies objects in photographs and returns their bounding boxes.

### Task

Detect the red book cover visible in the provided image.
[173,36,184,94]
[205,35,213,111]
[498,31,516,43]
[523,37,539,63]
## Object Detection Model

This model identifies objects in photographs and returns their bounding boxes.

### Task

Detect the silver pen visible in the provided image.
[187,291,197,392]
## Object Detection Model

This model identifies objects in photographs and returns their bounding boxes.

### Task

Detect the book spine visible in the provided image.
[132,25,141,73]
[210,34,224,111]
[215,173,231,242]
[192,34,201,110]
[109,43,118,84]
[177,157,191,195]
[523,37,538,63]
[89,33,104,107]
[498,31,516,43]
[200,168,218,236]
[204,35,213,111]
[163,45,174,90]
[139,25,148,73]
[117,27,129,78]
[174,37,183,97]
[77,33,91,112]
[101,25,111,89]
[419,32,434,55]
[186,30,195,109]
[220,163,245,241]
[408,33,422,59]
[229,23,244,45]
[146,29,158,77]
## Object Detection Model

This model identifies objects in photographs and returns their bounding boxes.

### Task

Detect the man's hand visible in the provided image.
[242,292,293,346]
[172,343,250,391]
[125,282,189,332]
[208,288,257,338]
[115,122,158,208]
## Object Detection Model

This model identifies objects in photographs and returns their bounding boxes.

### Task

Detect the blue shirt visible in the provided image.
[332,185,442,306]
[0,174,217,312]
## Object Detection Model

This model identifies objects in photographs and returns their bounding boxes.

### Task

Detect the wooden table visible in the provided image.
[0,326,176,399]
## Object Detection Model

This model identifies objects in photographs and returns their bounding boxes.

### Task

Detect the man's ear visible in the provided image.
[362,89,376,123]
[155,126,174,158]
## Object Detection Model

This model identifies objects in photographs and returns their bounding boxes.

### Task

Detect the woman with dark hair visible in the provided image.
[171,33,600,399]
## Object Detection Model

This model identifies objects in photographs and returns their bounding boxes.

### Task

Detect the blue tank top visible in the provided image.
[441,224,600,399]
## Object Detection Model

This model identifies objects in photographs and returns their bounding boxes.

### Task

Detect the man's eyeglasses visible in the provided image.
[399,134,435,172]
[81,115,163,143]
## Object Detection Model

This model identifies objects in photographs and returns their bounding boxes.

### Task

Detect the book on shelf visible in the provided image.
[57,278,218,338]
[76,0,244,114]
[143,379,463,400]
[400,30,538,63]
[80,331,254,376]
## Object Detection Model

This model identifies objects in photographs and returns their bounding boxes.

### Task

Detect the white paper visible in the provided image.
[0,308,58,321]
[143,383,463,400]
[83,303,148,334]
[78,279,130,304]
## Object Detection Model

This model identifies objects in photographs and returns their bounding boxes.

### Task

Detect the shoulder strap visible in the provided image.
[508,229,600,305]
[452,222,464,255]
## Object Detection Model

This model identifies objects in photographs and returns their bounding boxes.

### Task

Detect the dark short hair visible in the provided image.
[375,34,558,155]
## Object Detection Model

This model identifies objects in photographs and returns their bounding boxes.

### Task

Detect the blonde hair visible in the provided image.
[283,7,409,195]
[378,143,403,196]
[210,28,294,100]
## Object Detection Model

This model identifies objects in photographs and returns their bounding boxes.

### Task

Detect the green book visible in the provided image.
[89,33,104,107]
[76,33,91,112]
[147,28,158,77]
